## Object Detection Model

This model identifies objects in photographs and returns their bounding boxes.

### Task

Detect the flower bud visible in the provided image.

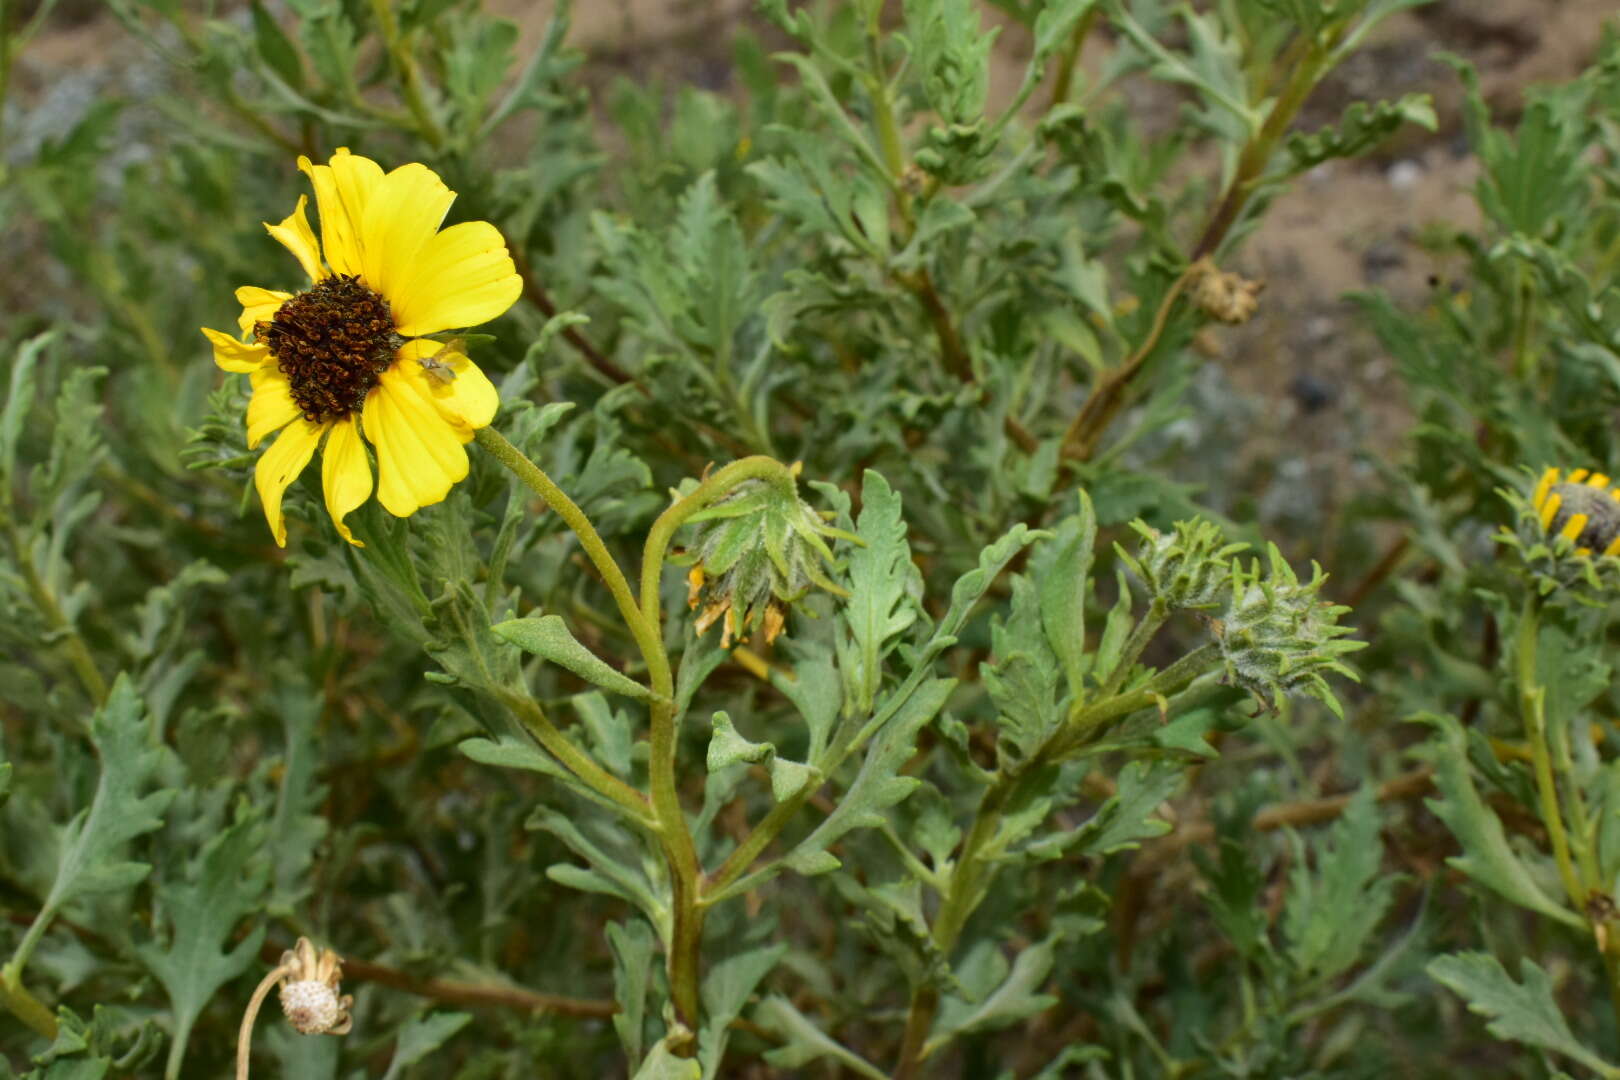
[1117,518,1247,611]
[677,472,852,647]
[1213,544,1363,716]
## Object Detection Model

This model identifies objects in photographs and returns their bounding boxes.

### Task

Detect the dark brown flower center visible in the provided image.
[256,275,402,423]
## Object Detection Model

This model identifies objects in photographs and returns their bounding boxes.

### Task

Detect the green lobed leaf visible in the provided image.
[0,330,53,490]
[1414,712,1582,929]
[755,995,889,1079]
[927,937,1060,1055]
[981,574,1064,762]
[1282,786,1397,981]
[380,1012,473,1080]
[493,614,665,704]
[1283,93,1436,174]
[133,804,269,1075]
[631,1041,702,1080]
[18,677,173,962]
[1031,490,1098,700]
[698,942,788,1080]
[1429,953,1620,1076]
[608,919,658,1064]
[837,471,920,716]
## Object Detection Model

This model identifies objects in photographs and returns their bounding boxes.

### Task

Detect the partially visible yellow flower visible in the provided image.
[1530,466,1620,557]
[201,148,521,546]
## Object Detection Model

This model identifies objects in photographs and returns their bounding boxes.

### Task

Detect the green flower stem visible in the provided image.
[1047,5,1100,107]
[639,455,799,1029]
[1099,598,1170,698]
[1517,594,1620,1043]
[637,457,800,636]
[1056,642,1221,756]
[498,690,656,830]
[475,427,664,677]
[0,968,56,1040]
[1062,18,1339,467]
[1189,26,1337,262]
[1515,595,1584,912]
[894,644,1223,1078]
[479,426,728,1030]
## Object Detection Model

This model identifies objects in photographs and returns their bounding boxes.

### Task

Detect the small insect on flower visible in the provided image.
[1530,467,1620,556]
[418,337,465,385]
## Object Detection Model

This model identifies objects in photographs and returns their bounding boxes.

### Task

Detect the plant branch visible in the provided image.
[256,942,616,1018]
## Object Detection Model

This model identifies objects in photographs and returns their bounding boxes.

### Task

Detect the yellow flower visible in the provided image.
[1530,466,1620,556]
[200,148,521,546]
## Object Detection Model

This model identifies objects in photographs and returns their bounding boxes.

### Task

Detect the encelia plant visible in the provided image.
[5,0,1620,1076]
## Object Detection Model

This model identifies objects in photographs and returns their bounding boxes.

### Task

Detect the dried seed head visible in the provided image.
[238,937,352,1080]
[281,979,346,1035]
[1188,257,1263,325]
[275,937,353,1036]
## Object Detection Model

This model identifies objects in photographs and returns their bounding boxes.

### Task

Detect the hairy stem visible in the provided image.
[639,455,799,1029]
[235,963,293,1080]
[475,427,664,677]
[500,690,656,827]
[1047,6,1100,108]
[894,643,1223,1076]
[479,426,720,1031]
[1099,598,1169,698]
[1516,595,1583,911]
[0,970,56,1039]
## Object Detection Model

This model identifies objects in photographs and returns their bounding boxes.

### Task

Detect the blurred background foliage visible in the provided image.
[6,0,1620,1076]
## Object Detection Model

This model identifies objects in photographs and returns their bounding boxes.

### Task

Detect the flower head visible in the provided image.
[1213,545,1363,717]
[1499,466,1620,600]
[201,148,521,546]
[277,937,353,1036]
[676,471,853,647]
[1117,518,1248,611]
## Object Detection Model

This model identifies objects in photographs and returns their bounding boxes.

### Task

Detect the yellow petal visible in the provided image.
[1570,468,1591,484]
[362,367,469,517]
[236,286,292,339]
[393,341,499,437]
[1532,467,1557,510]
[203,327,270,373]
[321,413,372,547]
[298,148,384,279]
[255,418,324,547]
[1589,473,1611,489]
[390,221,521,336]
[1539,492,1562,532]
[1605,533,1620,556]
[1561,513,1589,543]
[263,194,326,284]
[246,368,301,449]
[360,163,455,302]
